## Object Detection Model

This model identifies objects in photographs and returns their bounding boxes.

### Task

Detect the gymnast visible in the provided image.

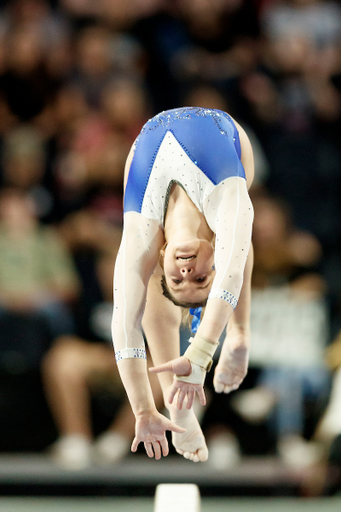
[112,107,254,462]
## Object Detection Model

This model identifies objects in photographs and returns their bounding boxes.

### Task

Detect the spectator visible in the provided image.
[0,124,56,219]
[0,23,62,123]
[0,187,79,340]
[171,0,260,82]
[69,25,123,108]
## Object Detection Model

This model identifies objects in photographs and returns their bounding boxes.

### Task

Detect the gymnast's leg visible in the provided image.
[142,269,208,462]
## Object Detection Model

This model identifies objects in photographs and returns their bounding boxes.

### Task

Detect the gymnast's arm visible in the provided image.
[112,212,186,457]
[112,141,158,421]
[197,177,254,343]
[198,118,254,344]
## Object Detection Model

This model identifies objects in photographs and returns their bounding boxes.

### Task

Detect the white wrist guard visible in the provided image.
[183,335,219,372]
[175,362,206,385]
[174,335,219,386]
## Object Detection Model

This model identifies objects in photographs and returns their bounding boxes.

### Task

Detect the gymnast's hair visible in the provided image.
[160,275,206,328]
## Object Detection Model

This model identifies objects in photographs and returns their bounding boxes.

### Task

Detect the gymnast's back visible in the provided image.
[123,107,246,226]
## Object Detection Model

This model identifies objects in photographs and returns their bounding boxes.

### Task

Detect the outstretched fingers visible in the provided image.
[149,362,172,374]
[168,383,178,404]
[133,411,187,459]
[131,436,140,453]
[146,441,161,460]
[168,381,206,409]
[160,437,169,457]
[144,441,154,458]
[186,389,195,409]
[143,441,163,459]
[149,356,192,378]
[197,386,206,406]
[176,388,187,410]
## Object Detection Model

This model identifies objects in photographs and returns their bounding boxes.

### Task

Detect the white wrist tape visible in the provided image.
[183,335,219,372]
[174,362,206,385]
[174,335,219,386]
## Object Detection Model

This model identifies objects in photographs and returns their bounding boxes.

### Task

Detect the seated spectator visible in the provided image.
[0,124,56,220]
[69,25,130,108]
[170,0,260,82]
[0,21,63,124]
[0,187,79,339]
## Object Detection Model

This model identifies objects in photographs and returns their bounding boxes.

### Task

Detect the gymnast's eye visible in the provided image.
[172,278,182,284]
[196,276,206,283]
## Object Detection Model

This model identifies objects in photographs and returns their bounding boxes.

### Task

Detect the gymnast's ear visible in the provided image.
[158,242,167,269]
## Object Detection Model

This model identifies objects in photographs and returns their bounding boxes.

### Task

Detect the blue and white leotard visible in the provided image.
[113,107,253,362]
[124,107,245,223]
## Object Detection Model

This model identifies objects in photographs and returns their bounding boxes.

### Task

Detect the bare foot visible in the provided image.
[214,328,249,394]
[169,406,208,462]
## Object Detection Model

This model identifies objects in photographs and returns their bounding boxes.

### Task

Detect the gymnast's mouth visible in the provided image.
[176,255,196,261]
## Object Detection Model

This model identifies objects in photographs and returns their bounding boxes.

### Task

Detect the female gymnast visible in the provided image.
[112,107,254,462]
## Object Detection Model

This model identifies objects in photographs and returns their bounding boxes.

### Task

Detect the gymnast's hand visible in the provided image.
[132,410,186,459]
[149,356,206,410]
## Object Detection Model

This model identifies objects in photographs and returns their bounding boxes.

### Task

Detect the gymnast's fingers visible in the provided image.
[131,437,140,453]
[144,442,154,458]
[177,388,187,410]
[196,386,206,406]
[168,383,179,404]
[160,437,169,457]
[149,362,171,374]
[153,441,162,460]
[186,389,195,409]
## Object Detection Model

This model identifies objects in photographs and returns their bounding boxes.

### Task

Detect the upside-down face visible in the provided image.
[162,238,216,304]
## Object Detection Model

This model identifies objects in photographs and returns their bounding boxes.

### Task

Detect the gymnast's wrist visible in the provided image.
[183,334,219,372]
[135,404,158,419]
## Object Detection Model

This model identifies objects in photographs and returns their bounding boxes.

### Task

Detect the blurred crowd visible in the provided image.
[0,0,341,493]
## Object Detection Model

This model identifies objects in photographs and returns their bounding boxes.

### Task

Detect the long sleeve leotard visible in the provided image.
[112,107,254,361]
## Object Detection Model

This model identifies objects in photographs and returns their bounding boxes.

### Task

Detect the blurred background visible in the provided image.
[0,0,341,501]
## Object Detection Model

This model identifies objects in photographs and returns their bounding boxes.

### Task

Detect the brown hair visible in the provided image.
[160,275,206,329]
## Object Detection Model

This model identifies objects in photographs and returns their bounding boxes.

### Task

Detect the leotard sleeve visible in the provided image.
[111,212,163,363]
[205,176,254,309]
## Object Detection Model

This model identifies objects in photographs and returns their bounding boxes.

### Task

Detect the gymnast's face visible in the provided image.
[163,239,215,303]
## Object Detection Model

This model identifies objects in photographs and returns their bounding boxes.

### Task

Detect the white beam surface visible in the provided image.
[154,484,201,512]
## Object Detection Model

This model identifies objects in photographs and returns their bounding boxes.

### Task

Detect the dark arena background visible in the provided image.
[0,0,341,510]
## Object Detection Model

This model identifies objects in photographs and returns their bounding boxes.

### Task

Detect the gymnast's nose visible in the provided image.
[180,267,193,275]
